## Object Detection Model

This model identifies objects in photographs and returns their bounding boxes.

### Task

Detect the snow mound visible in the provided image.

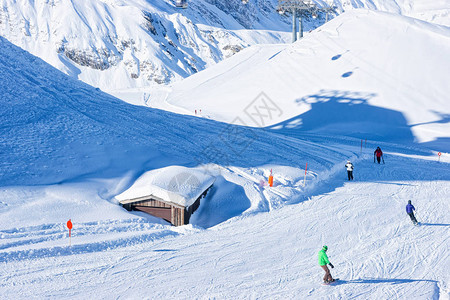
[116,166,215,207]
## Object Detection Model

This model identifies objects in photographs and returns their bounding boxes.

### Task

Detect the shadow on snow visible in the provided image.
[338,278,437,285]
[419,223,450,227]
[1,37,449,231]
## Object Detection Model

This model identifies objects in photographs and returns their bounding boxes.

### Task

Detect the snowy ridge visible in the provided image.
[1,0,449,94]
[0,0,290,91]
[163,10,450,152]
[333,0,450,26]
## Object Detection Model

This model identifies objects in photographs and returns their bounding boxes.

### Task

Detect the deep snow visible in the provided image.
[0,7,449,300]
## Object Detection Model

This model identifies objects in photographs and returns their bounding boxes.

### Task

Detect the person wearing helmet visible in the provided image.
[406,200,418,225]
[345,160,354,181]
[318,245,335,283]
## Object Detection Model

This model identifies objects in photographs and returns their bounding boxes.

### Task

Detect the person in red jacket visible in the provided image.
[374,147,383,164]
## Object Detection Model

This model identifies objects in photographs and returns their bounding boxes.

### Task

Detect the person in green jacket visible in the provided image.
[318,245,335,283]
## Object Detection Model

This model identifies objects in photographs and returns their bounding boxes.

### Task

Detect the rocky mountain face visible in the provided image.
[0,0,292,91]
[0,0,448,92]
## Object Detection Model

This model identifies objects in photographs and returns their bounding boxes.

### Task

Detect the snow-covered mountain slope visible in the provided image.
[0,34,356,208]
[0,0,290,91]
[333,0,450,26]
[162,10,450,151]
[2,153,449,299]
[1,15,450,300]
[1,0,449,95]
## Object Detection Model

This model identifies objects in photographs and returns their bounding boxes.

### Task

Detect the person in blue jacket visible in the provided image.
[406,200,418,225]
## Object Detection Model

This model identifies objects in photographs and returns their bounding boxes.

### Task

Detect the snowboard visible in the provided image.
[322,278,339,285]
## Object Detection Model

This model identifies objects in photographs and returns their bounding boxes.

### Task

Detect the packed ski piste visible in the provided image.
[1,1,450,299]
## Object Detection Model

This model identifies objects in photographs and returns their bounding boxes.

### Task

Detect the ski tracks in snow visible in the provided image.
[0,219,176,263]
[1,151,449,299]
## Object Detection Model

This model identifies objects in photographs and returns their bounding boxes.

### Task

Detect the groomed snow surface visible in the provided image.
[1,149,449,299]
[1,9,450,300]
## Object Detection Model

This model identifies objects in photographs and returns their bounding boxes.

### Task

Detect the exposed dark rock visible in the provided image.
[57,44,120,71]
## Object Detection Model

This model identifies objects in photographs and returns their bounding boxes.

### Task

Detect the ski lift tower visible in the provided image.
[175,0,188,9]
[277,0,317,43]
[322,1,338,22]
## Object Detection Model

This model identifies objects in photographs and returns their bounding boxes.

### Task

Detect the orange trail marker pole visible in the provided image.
[67,219,73,246]
[303,163,308,187]
[268,169,273,187]
[438,152,441,162]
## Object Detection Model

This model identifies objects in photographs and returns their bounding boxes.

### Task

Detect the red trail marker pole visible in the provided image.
[268,169,273,187]
[303,163,308,187]
[438,152,441,162]
[67,219,73,246]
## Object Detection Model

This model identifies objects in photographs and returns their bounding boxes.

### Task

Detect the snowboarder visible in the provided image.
[345,160,354,180]
[318,245,335,284]
[406,200,418,225]
[374,147,384,164]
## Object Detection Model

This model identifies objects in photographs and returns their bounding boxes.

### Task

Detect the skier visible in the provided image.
[345,160,354,180]
[406,200,418,225]
[374,147,383,164]
[318,245,335,284]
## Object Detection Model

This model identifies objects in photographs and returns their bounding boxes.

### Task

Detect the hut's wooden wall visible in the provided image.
[130,199,176,224]
[135,206,172,223]
[121,184,213,226]
[184,196,201,224]
[132,199,172,209]
[172,206,184,226]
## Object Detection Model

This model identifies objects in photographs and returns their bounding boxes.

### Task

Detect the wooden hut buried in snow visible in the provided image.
[116,166,215,226]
